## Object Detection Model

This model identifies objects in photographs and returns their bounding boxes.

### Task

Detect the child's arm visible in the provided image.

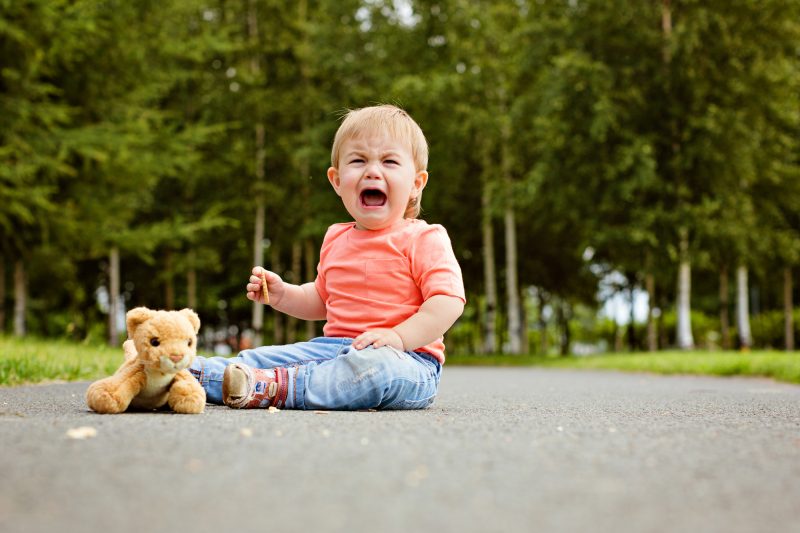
[246,266,327,321]
[353,294,465,351]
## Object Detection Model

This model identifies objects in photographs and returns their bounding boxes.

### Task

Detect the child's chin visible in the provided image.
[355,217,395,231]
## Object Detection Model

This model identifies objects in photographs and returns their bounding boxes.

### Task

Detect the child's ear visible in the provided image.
[413,170,429,197]
[327,167,341,195]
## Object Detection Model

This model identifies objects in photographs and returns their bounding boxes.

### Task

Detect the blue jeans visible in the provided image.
[189,337,442,410]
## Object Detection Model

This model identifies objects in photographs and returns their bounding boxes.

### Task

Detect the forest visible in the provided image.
[2,0,799,355]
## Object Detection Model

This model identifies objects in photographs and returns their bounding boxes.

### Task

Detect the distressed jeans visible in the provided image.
[189,337,442,410]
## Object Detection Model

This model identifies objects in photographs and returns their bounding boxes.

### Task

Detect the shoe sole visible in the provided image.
[222,364,249,408]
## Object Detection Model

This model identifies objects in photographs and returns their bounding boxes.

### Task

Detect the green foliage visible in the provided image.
[1,0,799,354]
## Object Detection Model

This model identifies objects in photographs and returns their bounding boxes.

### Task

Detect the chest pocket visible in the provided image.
[366,258,420,303]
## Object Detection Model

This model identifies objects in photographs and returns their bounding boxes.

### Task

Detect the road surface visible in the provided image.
[1,367,798,533]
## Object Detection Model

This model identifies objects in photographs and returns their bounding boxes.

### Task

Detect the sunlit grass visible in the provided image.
[3,335,799,386]
[447,350,800,384]
[0,335,123,386]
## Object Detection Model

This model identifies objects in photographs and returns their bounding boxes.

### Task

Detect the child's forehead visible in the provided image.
[340,133,413,155]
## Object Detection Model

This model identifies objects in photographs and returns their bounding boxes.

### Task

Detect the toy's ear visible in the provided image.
[180,308,201,334]
[126,307,155,337]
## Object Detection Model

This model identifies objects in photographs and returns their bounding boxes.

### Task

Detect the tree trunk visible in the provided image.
[537,289,548,355]
[645,265,657,351]
[520,288,529,354]
[719,265,730,350]
[13,259,26,337]
[249,0,266,347]
[676,228,694,349]
[271,244,284,345]
[0,254,5,332]
[304,238,316,340]
[558,301,571,356]
[504,206,521,354]
[164,249,175,310]
[187,250,197,309]
[736,265,752,350]
[481,182,498,354]
[658,293,669,349]
[285,242,302,344]
[108,247,120,346]
[627,281,637,351]
[784,267,794,351]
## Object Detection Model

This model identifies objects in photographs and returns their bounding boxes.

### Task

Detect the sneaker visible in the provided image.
[222,363,289,409]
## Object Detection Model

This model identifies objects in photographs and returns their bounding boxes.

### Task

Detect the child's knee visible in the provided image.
[342,346,403,381]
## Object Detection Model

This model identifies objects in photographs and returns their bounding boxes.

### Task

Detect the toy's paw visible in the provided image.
[122,339,137,361]
[86,382,128,414]
[168,380,206,414]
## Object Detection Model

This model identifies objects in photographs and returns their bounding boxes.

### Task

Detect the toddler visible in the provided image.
[190,105,465,410]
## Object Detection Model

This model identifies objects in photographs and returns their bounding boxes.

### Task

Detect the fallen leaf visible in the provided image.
[66,426,97,440]
[267,406,280,413]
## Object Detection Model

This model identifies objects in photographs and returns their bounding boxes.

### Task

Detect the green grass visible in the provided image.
[0,335,123,386]
[2,335,799,386]
[447,350,800,384]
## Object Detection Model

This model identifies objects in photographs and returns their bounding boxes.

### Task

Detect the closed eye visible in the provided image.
[384,159,398,165]
[349,158,364,164]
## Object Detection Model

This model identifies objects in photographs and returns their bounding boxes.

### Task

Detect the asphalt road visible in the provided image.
[1,367,798,533]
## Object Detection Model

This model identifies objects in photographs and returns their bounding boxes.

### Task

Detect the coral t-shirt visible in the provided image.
[314,218,465,363]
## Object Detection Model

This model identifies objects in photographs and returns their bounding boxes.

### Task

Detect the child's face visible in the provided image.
[327,135,427,231]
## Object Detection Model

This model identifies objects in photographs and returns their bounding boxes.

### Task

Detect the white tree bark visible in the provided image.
[785,267,794,351]
[645,268,657,351]
[504,206,521,353]
[108,247,120,346]
[13,259,26,337]
[481,182,498,354]
[187,250,197,309]
[249,0,266,347]
[0,255,5,332]
[719,265,731,349]
[676,229,694,349]
[736,265,752,350]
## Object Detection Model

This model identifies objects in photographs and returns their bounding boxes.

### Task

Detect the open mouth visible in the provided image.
[360,188,387,208]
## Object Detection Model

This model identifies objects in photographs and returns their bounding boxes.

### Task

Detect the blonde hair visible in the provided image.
[331,105,428,218]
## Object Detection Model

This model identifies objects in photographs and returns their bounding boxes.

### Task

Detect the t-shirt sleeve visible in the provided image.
[410,225,466,303]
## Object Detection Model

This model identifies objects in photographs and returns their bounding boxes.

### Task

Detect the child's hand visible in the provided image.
[353,328,405,351]
[246,267,284,306]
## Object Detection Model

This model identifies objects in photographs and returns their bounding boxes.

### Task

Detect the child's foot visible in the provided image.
[222,363,289,409]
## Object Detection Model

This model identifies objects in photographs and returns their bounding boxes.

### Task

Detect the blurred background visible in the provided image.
[2,0,799,357]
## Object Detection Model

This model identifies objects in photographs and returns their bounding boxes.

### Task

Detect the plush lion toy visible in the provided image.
[86,307,206,414]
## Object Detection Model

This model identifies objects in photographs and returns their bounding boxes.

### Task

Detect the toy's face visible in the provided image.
[131,312,199,373]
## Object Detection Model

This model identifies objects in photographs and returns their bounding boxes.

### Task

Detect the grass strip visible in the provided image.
[447,350,800,385]
[0,335,122,386]
[3,335,799,386]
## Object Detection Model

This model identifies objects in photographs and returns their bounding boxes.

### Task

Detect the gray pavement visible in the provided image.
[1,367,799,533]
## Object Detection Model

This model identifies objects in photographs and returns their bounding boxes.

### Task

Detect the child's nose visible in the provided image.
[363,162,383,178]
